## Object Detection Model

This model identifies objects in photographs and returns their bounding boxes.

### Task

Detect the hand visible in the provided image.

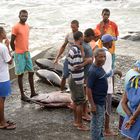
[113,70,122,78]
[124,119,135,129]
[91,105,96,114]
[74,64,83,70]
[54,58,58,64]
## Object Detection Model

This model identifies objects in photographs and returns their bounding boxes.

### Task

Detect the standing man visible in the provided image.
[10,10,38,102]
[86,48,108,140]
[67,31,88,131]
[101,34,122,136]
[74,28,95,121]
[54,20,81,91]
[96,8,119,68]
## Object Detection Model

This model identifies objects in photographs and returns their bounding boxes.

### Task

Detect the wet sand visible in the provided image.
[1,45,136,140]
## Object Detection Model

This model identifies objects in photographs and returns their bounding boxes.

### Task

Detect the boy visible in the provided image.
[0,26,16,129]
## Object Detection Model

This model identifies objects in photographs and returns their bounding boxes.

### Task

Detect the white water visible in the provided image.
[0,0,140,57]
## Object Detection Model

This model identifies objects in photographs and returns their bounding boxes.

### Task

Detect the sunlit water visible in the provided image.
[0,0,140,57]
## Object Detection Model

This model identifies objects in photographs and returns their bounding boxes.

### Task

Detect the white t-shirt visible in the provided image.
[102,47,113,94]
[0,43,11,82]
[65,32,75,56]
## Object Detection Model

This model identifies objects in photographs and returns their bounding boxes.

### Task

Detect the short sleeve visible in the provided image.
[87,69,96,89]
[12,25,18,36]
[64,33,69,42]
[2,46,11,63]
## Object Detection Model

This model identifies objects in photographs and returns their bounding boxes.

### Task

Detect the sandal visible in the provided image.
[82,116,91,122]
[0,123,16,130]
[6,120,16,125]
[104,131,118,136]
[77,125,89,131]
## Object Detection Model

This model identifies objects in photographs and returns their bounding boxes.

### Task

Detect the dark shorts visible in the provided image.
[62,59,69,79]
[69,77,86,105]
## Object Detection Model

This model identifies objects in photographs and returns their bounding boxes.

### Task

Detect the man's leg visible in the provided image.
[28,72,38,97]
[61,59,69,91]
[104,94,116,136]
[18,74,26,99]
[76,103,89,131]
[0,97,6,126]
[60,77,66,91]
[92,105,105,140]
[82,84,91,121]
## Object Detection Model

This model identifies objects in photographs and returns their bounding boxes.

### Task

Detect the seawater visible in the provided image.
[0,0,140,57]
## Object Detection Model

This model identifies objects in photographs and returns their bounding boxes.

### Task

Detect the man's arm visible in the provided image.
[10,34,16,51]
[74,57,93,70]
[121,93,132,116]
[86,87,96,113]
[54,40,68,64]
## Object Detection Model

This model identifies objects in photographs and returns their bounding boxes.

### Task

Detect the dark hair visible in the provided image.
[94,48,105,57]
[73,31,83,41]
[0,26,5,34]
[19,9,28,15]
[102,8,110,14]
[84,28,95,37]
[71,20,79,26]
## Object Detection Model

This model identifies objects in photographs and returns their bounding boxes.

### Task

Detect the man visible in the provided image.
[96,8,119,68]
[101,34,122,136]
[10,10,38,102]
[86,48,108,140]
[67,31,88,131]
[54,20,81,91]
[74,28,95,121]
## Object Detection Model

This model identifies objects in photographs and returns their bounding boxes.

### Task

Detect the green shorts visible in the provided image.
[69,76,86,105]
[14,52,34,75]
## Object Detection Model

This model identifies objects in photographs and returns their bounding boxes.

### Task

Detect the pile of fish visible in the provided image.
[35,58,65,87]
[31,91,72,107]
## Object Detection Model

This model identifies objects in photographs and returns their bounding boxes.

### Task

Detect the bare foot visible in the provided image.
[30,93,38,98]
[104,130,118,136]
[21,95,31,102]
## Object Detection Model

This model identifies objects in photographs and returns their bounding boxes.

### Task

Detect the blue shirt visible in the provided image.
[82,42,93,78]
[87,64,108,105]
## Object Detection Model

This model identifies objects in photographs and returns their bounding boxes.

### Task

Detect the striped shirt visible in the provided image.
[67,45,84,84]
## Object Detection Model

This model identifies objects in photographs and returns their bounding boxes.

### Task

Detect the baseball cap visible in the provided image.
[101,34,116,43]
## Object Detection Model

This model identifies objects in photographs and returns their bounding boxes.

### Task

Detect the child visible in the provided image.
[0,26,16,129]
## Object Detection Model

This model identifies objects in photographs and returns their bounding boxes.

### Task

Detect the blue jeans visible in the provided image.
[90,104,105,140]
[62,58,69,79]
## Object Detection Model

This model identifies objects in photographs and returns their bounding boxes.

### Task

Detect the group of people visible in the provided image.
[0,7,140,140]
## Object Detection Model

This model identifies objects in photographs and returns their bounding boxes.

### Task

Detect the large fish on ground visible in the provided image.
[31,91,72,107]
[36,69,62,87]
[35,58,63,75]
